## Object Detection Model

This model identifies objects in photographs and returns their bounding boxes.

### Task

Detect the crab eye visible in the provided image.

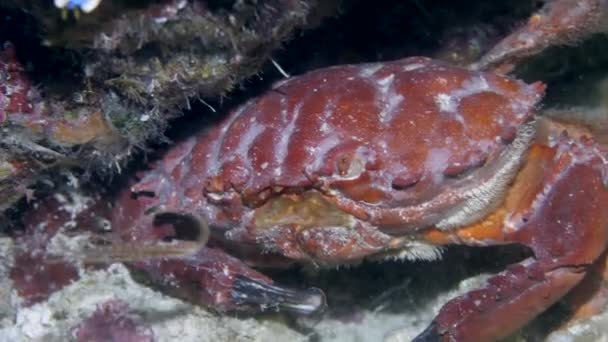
[335,154,365,179]
[336,155,351,176]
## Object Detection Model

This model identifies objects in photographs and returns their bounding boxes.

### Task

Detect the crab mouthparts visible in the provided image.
[253,191,356,231]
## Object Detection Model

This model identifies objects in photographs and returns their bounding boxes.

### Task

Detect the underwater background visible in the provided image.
[2,1,608,341]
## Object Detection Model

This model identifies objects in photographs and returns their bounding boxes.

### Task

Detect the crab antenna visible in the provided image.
[36,212,210,264]
[80,212,210,263]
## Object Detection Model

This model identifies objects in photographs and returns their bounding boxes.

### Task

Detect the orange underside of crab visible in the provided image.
[423,139,557,245]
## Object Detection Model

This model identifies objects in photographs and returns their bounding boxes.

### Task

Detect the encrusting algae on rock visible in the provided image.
[0,0,335,213]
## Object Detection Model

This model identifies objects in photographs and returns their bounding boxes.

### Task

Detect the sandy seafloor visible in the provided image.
[2,236,608,342]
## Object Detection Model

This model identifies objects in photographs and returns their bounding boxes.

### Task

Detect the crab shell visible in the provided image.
[117,57,545,266]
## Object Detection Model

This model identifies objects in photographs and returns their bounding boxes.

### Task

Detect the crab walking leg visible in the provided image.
[411,149,608,341]
[412,263,586,342]
[129,246,326,314]
[472,0,608,73]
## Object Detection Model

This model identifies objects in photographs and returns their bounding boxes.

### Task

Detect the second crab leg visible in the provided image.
[472,0,608,73]
[412,142,608,341]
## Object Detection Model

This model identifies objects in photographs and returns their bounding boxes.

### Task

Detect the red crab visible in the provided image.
[77,51,603,342]
[85,1,608,336]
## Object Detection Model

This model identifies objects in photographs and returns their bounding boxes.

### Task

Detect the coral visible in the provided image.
[72,300,154,342]
[10,253,79,306]
[8,185,111,305]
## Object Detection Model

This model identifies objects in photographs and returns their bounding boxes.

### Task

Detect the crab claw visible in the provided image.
[130,246,326,315]
[232,275,326,315]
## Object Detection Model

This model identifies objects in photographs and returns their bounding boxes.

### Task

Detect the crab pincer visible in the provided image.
[111,176,327,315]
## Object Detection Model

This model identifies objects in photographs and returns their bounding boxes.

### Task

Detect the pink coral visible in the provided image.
[9,192,111,305]
[72,300,154,342]
[10,253,79,306]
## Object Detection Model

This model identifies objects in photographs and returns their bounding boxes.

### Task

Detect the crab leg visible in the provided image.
[413,262,587,341]
[413,144,608,341]
[110,181,327,315]
[472,0,608,73]
[130,246,326,315]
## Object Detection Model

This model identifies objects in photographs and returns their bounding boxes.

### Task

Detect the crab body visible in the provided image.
[106,57,608,341]
[122,57,542,261]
